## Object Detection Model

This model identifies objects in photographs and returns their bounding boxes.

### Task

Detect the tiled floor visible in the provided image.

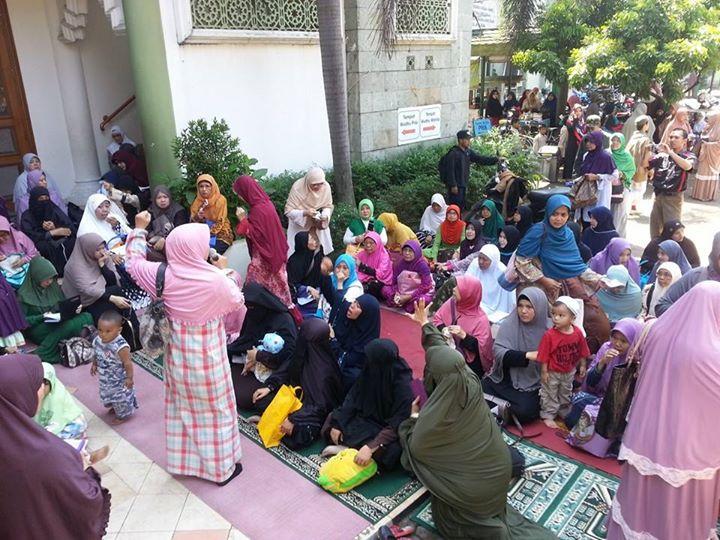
[74,402,249,540]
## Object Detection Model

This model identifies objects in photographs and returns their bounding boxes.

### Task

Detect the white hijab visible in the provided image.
[466,243,516,321]
[106,125,137,156]
[648,261,682,317]
[77,193,130,250]
[419,193,447,232]
[623,103,656,143]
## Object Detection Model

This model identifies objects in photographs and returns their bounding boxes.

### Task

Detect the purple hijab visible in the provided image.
[580,130,616,175]
[0,273,27,337]
[393,240,431,280]
[589,237,641,284]
[582,318,643,397]
[0,355,110,538]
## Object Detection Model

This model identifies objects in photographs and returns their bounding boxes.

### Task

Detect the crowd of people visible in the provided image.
[1,114,719,540]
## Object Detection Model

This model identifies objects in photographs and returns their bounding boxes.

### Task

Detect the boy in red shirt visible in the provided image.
[537,296,589,428]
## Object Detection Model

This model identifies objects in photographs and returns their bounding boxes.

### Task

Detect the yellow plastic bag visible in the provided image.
[257,385,303,448]
[317,449,378,494]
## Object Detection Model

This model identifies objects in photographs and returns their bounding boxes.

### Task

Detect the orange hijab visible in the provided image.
[440,204,465,245]
[190,174,228,222]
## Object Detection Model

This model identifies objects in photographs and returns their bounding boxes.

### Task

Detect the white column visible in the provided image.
[45,0,101,183]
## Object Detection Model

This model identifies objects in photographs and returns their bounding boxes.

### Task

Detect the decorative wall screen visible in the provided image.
[190,0,318,32]
[397,0,452,36]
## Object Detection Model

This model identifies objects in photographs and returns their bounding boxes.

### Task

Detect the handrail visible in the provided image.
[100,95,136,131]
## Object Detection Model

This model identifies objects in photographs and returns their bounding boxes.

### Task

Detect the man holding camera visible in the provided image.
[648,128,696,238]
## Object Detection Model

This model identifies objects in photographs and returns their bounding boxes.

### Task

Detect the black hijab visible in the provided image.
[513,205,534,237]
[148,185,185,237]
[22,187,71,231]
[459,221,485,260]
[335,294,381,357]
[567,221,593,263]
[499,225,521,265]
[641,219,700,273]
[287,231,323,288]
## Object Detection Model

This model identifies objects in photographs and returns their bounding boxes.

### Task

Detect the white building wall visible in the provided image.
[157,3,332,175]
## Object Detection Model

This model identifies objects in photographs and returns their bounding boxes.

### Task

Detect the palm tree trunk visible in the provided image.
[317,0,355,207]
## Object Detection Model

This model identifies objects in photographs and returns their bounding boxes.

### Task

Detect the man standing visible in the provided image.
[648,128,696,237]
[439,130,498,210]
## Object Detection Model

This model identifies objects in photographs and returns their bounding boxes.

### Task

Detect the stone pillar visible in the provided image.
[121,0,179,185]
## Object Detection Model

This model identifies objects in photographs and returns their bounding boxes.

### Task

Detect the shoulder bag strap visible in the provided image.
[627,319,656,366]
[155,263,168,298]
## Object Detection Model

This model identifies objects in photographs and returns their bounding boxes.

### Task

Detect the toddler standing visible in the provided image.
[91,310,138,424]
[537,296,589,428]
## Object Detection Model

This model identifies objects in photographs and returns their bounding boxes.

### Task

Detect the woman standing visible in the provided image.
[145,186,189,262]
[17,257,92,364]
[234,175,293,307]
[126,215,244,485]
[576,131,619,225]
[563,104,586,179]
[485,89,503,126]
[609,133,636,237]
[691,109,720,201]
[541,92,558,127]
[0,354,110,538]
[284,167,333,256]
[190,174,233,254]
[607,282,720,539]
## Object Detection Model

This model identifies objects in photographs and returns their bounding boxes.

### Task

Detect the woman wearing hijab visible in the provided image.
[589,237,641,285]
[106,125,136,164]
[522,87,542,112]
[356,231,393,299]
[126,215,245,485]
[423,204,465,263]
[607,283,720,539]
[319,254,365,324]
[15,169,67,220]
[563,104,587,179]
[466,244,516,321]
[0,272,27,352]
[285,167,334,256]
[597,265,643,323]
[623,103,656,143]
[287,231,324,315]
[62,233,140,348]
[625,114,655,211]
[227,283,297,411]
[498,225,521,265]
[582,206,619,256]
[576,130,619,224]
[485,89,503,125]
[511,205,534,237]
[692,109,720,201]
[13,153,65,221]
[659,105,691,145]
[343,198,387,250]
[234,175,293,307]
[443,220,485,276]
[640,219,700,275]
[485,287,551,423]
[567,222,593,262]
[503,91,519,113]
[102,170,143,222]
[647,238,691,283]
[20,187,76,276]
[541,92,558,127]
[77,193,130,253]
[190,174,233,254]
[515,194,610,352]
[400,309,555,539]
[145,185,189,262]
[383,240,434,313]
[417,193,447,247]
[324,338,413,470]
[0,354,110,538]
[377,212,417,252]
[432,275,494,377]
[111,149,149,188]
[0,215,39,287]
[476,199,504,241]
[641,261,681,319]
[34,362,88,442]
[609,133,636,237]
[17,257,92,364]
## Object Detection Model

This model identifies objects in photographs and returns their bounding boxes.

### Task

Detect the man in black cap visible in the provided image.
[439,130,499,210]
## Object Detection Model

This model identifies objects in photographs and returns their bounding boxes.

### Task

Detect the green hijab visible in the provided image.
[34,363,84,436]
[16,256,65,309]
[399,324,511,518]
[610,133,636,188]
[481,200,504,240]
[348,198,385,236]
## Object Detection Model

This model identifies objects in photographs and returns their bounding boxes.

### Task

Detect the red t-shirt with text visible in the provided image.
[537,326,590,373]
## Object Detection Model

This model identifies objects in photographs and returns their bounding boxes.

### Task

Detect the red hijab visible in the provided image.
[232,175,287,272]
[440,204,465,245]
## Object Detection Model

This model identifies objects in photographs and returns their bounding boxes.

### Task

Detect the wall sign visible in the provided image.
[398,104,442,145]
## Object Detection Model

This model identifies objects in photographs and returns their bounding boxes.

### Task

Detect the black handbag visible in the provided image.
[595,320,654,439]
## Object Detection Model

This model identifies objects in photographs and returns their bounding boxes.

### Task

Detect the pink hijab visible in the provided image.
[433,275,494,372]
[619,281,720,487]
[127,224,243,325]
[357,231,393,285]
[0,215,38,260]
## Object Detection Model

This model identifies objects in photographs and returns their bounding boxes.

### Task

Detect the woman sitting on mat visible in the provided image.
[498,225,521,266]
[383,240,434,313]
[582,206,619,257]
[17,257,93,364]
[343,198,387,252]
[465,244,516,322]
[322,338,413,470]
[287,231,325,318]
[640,261,681,319]
[596,265,643,324]
[377,212,417,253]
[442,220,485,275]
[318,254,364,322]
[647,239,691,283]
[0,215,39,288]
[356,231,393,300]
[144,186,189,263]
[399,302,555,540]
[640,219,700,275]
[416,193,447,248]
[485,287,551,424]
[190,174,233,254]
[589,237,641,285]
[422,204,465,264]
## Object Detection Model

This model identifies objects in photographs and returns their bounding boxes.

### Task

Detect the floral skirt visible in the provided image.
[245,255,293,307]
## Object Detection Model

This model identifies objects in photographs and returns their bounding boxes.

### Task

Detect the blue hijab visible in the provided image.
[597,265,642,322]
[331,254,360,291]
[516,195,587,280]
[648,239,692,282]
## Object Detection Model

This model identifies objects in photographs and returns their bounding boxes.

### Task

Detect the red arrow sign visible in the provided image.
[422,125,436,132]
[401,129,416,135]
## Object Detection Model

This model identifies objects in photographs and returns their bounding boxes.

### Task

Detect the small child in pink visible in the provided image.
[537,296,589,428]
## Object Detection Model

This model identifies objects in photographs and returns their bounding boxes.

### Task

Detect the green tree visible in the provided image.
[569,0,720,101]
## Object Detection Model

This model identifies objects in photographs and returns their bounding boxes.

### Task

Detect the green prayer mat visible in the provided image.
[412,432,618,539]
[131,351,424,523]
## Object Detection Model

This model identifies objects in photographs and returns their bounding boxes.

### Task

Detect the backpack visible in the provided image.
[59,337,95,368]
[438,147,455,185]
[138,263,171,357]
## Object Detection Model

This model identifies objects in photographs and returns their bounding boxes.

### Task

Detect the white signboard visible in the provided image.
[397,104,442,145]
[473,0,500,30]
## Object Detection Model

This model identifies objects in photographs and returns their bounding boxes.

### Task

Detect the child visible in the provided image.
[537,296,589,428]
[249,332,285,383]
[91,310,137,424]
